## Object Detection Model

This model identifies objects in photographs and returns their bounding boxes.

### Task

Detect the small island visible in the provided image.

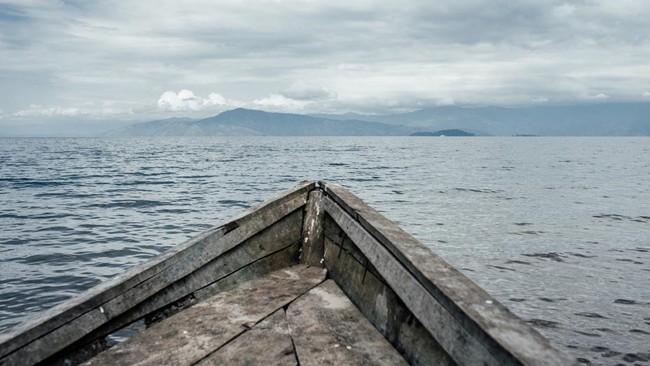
[410,129,475,137]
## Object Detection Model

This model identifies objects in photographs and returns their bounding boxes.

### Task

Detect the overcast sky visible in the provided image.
[1,0,650,124]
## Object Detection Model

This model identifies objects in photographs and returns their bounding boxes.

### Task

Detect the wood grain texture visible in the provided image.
[60,221,303,365]
[0,182,314,366]
[322,226,455,366]
[83,265,326,366]
[300,190,325,267]
[196,309,296,365]
[324,195,502,365]
[321,181,576,366]
[286,280,407,366]
[0,225,229,361]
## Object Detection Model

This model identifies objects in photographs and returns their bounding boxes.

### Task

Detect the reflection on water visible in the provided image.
[1,136,648,364]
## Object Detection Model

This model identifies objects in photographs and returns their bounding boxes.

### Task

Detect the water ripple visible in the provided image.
[0,136,648,365]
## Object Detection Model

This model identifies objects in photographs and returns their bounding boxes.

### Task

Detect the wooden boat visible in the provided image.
[0,181,575,365]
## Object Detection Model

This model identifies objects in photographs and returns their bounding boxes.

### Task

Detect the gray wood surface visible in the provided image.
[0,225,230,361]
[321,181,576,365]
[322,233,455,365]
[0,181,314,366]
[197,309,296,365]
[192,244,301,301]
[83,265,326,366]
[67,213,303,361]
[286,279,408,366]
[0,180,575,366]
[126,209,303,327]
[300,189,325,266]
[323,196,501,365]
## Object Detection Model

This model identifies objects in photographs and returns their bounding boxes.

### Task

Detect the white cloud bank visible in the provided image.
[252,82,338,112]
[13,105,87,117]
[4,103,135,119]
[252,94,308,111]
[156,87,338,114]
[2,0,650,120]
[157,90,242,112]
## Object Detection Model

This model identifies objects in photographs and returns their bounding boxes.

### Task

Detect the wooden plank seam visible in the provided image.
[181,268,328,365]
[53,212,306,365]
[321,195,500,365]
[0,193,308,365]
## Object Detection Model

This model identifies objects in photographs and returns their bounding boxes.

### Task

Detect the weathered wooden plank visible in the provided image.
[118,208,303,326]
[57,243,301,365]
[300,189,325,267]
[0,225,229,360]
[322,235,455,366]
[196,309,296,365]
[1,189,310,366]
[0,181,315,360]
[286,279,408,366]
[83,265,326,366]
[145,242,302,326]
[323,215,382,280]
[100,194,307,320]
[192,242,300,301]
[321,181,576,365]
[55,211,304,364]
[323,196,500,366]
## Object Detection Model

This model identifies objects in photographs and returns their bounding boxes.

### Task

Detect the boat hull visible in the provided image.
[0,181,575,365]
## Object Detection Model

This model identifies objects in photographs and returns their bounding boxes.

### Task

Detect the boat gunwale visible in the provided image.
[319,180,576,365]
[0,180,576,366]
[0,180,316,364]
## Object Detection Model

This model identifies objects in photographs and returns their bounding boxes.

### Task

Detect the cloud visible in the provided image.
[587,93,610,100]
[7,103,135,119]
[643,91,650,98]
[2,0,650,121]
[252,94,309,112]
[281,82,337,101]
[157,90,203,111]
[13,105,85,117]
[157,90,241,112]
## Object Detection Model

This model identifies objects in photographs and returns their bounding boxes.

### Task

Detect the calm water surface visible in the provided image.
[1,137,648,364]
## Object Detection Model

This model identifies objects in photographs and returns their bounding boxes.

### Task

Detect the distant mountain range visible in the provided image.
[312,102,650,136]
[105,108,411,136]
[410,129,475,137]
[99,102,650,137]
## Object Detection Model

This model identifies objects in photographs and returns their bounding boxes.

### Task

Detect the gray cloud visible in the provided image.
[1,0,650,122]
[281,82,337,101]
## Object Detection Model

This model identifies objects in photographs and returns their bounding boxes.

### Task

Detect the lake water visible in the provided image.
[1,136,648,364]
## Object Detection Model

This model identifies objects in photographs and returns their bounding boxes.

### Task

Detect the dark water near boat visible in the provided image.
[1,136,648,364]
